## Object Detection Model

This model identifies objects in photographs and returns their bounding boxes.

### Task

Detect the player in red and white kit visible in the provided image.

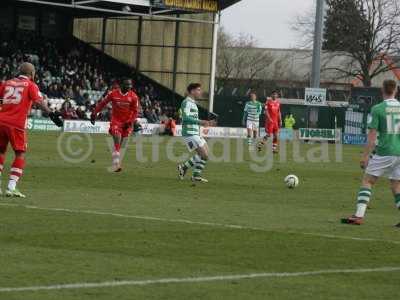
[91,78,139,172]
[258,91,282,153]
[0,62,63,197]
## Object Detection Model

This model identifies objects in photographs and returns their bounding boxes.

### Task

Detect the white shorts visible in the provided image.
[246,121,259,131]
[366,155,400,180]
[184,135,206,152]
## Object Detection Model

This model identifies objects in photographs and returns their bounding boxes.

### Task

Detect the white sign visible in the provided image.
[62,120,298,141]
[63,120,164,135]
[141,123,163,135]
[63,120,247,138]
[305,88,327,106]
[345,110,364,134]
[18,15,36,31]
[64,120,109,134]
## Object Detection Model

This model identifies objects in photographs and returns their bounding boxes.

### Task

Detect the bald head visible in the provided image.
[19,62,36,80]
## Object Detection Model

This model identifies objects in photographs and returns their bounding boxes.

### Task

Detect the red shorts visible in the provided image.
[109,123,132,138]
[266,122,280,136]
[0,124,27,152]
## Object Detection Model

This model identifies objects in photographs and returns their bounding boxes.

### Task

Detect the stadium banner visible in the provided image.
[28,118,62,131]
[63,120,299,140]
[141,123,163,135]
[202,126,243,138]
[62,120,226,137]
[304,88,327,106]
[63,119,164,135]
[137,118,163,135]
[278,129,295,141]
[342,133,367,145]
[151,0,219,12]
[175,126,245,138]
[299,128,340,141]
[64,120,110,134]
[345,110,365,134]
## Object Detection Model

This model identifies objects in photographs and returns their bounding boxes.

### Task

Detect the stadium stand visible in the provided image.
[0,34,180,123]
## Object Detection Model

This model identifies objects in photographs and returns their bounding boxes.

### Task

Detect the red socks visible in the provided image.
[10,157,25,181]
[0,155,5,174]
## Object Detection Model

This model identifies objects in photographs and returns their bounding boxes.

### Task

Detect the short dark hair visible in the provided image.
[271,90,279,95]
[249,91,257,96]
[383,80,397,95]
[187,83,201,93]
[120,77,132,83]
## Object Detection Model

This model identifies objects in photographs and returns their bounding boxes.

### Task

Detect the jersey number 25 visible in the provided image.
[3,86,24,104]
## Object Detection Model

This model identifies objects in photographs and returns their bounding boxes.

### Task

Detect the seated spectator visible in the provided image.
[60,100,78,120]
[159,112,169,123]
[144,108,156,123]
[151,108,160,123]
[76,106,88,120]
[74,86,85,105]
[47,84,62,98]
[65,86,74,99]
[142,94,152,109]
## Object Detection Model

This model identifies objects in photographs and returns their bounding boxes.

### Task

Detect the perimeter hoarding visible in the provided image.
[63,120,295,140]
[299,128,341,142]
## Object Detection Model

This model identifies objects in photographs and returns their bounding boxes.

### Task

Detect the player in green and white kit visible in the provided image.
[178,83,216,183]
[344,80,400,226]
[243,92,263,149]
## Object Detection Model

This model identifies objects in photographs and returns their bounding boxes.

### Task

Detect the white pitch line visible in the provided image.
[0,203,399,245]
[1,267,400,293]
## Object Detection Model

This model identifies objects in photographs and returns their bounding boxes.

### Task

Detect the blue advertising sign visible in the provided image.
[343,133,367,145]
[279,129,294,141]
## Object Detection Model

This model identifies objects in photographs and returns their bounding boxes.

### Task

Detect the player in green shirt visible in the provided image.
[242,92,263,149]
[343,80,400,226]
[178,83,216,183]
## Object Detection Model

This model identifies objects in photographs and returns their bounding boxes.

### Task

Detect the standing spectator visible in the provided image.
[284,114,296,129]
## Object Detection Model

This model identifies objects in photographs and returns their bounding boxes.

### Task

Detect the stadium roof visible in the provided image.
[11,0,241,22]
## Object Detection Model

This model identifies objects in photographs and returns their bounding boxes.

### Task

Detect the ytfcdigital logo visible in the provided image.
[57,133,343,173]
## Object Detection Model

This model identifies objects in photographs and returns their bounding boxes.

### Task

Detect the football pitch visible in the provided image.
[0,132,399,300]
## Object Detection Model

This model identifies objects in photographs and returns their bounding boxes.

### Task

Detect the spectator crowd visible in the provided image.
[0,34,179,124]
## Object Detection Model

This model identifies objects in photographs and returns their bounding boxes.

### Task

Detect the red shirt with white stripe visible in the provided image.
[0,75,43,130]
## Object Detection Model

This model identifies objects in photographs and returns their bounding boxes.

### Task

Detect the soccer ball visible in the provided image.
[284,175,299,189]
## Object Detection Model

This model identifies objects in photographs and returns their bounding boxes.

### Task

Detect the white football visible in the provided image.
[284,175,299,189]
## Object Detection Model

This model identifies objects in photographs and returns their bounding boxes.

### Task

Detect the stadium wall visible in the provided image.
[73,13,214,108]
[0,3,72,39]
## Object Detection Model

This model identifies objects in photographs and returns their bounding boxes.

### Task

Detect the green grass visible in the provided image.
[0,132,399,300]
